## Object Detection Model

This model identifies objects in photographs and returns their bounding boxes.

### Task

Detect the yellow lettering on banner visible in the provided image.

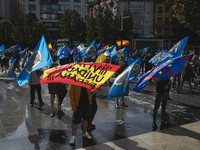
[52,64,115,85]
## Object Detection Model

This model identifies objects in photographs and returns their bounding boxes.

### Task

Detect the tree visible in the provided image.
[173,0,200,36]
[86,16,96,44]
[0,19,14,47]
[122,7,133,39]
[87,9,116,45]
[12,12,49,49]
[59,10,86,47]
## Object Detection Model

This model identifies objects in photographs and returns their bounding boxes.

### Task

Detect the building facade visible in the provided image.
[24,0,88,40]
[0,0,24,21]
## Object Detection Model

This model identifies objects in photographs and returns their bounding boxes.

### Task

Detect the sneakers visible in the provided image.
[58,110,65,115]
[69,136,75,146]
[121,102,128,107]
[82,132,92,139]
[50,112,55,117]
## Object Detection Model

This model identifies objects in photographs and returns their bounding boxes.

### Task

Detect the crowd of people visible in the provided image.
[1,45,200,146]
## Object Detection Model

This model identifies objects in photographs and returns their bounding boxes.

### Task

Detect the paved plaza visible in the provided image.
[0,72,200,149]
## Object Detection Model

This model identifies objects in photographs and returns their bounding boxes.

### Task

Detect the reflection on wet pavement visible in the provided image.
[0,78,200,149]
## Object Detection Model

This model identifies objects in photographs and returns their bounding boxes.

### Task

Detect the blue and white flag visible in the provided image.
[107,58,142,98]
[161,36,189,62]
[81,40,98,59]
[111,47,128,62]
[135,54,191,91]
[149,50,167,66]
[58,47,69,60]
[17,35,54,86]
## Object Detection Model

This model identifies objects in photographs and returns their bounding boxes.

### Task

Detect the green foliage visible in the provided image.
[173,0,200,36]
[11,12,49,49]
[123,7,133,39]
[0,19,14,47]
[86,16,96,44]
[59,10,86,47]
[86,9,116,45]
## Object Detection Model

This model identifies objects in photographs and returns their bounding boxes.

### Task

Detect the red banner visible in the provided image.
[40,63,121,92]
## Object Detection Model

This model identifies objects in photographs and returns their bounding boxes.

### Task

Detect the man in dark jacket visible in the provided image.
[177,60,193,92]
[152,77,171,131]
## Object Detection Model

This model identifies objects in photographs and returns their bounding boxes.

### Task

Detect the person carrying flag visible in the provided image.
[152,77,172,131]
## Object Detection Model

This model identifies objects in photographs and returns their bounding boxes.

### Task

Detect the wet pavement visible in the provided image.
[0,72,200,150]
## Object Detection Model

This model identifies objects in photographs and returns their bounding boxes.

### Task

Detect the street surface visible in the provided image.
[0,72,200,149]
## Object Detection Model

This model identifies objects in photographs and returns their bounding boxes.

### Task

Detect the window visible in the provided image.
[144,30,149,35]
[157,17,162,23]
[158,6,163,13]
[164,28,170,33]
[172,28,177,33]
[145,21,149,27]
[74,0,81,2]
[74,6,81,12]
[145,3,150,8]
[157,28,162,33]
[60,5,70,11]
[29,5,36,11]
[165,7,170,12]
[145,12,149,17]
[59,0,69,2]
[165,18,169,24]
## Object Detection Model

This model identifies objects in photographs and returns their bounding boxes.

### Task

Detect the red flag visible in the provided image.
[116,40,129,47]
[48,42,53,50]
[40,63,121,92]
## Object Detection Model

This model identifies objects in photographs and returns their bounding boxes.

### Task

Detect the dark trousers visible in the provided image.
[172,73,181,89]
[88,94,98,125]
[30,84,42,104]
[153,93,168,123]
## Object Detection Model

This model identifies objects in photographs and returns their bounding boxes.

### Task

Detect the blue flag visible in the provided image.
[135,55,191,91]
[73,46,78,55]
[56,46,64,57]
[17,35,54,86]
[107,45,115,52]
[157,46,162,53]
[81,40,98,59]
[58,47,69,60]
[107,58,142,98]
[139,46,151,54]
[8,59,17,78]
[149,50,167,66]
[135,67,156,91]
[111,47,117,56]
[161,36,189,62]
[74,51,82,62]
[104,50,111,57]
[0,44,5,58]
[65,44,72,54]
[111,47,128,61]
[129,58,143,80]
[97,40,102,49]
[22,51,29,68]
[127,47,132,55]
